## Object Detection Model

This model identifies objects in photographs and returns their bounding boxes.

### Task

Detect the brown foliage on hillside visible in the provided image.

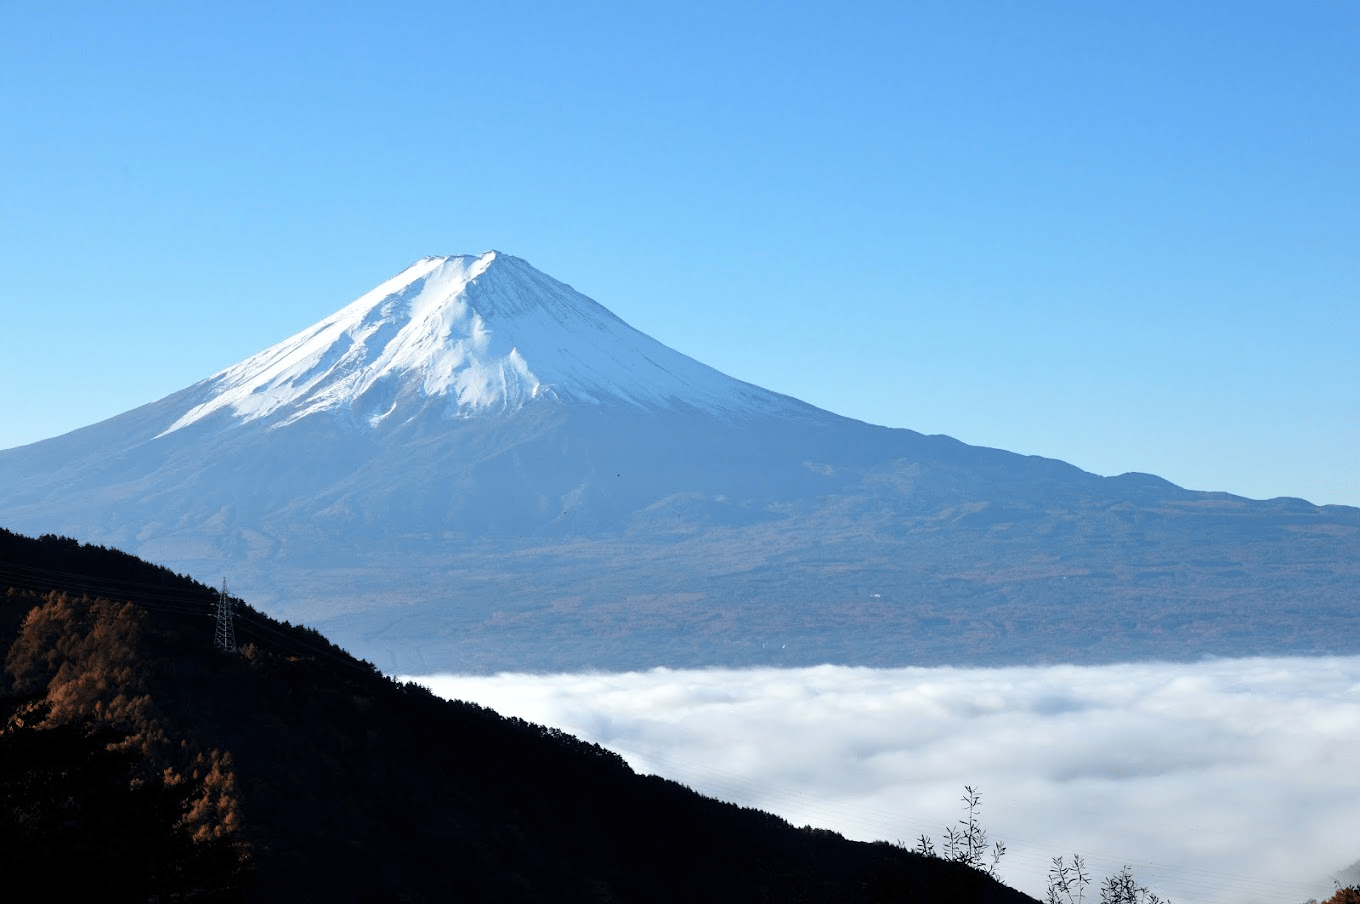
[2,590,246,872]
[7,593,156,732]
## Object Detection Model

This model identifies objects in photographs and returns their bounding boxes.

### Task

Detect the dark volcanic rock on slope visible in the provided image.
[0,252,1356,673]
[0,529,1036,903]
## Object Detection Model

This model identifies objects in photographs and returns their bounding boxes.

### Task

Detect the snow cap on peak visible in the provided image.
[158,252,802,436]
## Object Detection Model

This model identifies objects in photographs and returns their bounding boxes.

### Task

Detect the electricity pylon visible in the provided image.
[214,578,236,653]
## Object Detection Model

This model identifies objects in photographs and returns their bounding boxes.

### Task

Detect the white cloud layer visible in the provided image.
[412,657,1360,904]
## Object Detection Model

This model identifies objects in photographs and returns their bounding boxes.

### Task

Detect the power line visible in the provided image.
[0,560,215,608]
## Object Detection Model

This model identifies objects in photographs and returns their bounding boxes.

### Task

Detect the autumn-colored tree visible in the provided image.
[3,593,245,857]
[0,698,245,899]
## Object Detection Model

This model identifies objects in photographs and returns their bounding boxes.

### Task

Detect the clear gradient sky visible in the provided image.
[2,1,1355,505]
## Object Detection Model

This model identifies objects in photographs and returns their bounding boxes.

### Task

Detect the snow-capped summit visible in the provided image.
[162,251,800,436]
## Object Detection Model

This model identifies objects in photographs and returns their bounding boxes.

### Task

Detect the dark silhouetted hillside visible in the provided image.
[0,528,1038,903]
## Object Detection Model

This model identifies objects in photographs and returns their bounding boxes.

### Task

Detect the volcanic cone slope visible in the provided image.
[1,253,1356,672]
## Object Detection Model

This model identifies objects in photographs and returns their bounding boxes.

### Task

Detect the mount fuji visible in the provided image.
[2,252,1356,673]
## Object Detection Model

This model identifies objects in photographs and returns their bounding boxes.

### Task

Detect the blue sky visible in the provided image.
[2,1,1355,505]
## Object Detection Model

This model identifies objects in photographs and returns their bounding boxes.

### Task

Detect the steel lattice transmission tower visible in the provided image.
[214,578,236,653]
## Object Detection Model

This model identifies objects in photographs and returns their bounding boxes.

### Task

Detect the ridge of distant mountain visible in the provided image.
[0,528,1036,903]
[0,254,1356,674]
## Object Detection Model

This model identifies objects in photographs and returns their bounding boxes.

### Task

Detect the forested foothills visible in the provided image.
[0,528,1036,902]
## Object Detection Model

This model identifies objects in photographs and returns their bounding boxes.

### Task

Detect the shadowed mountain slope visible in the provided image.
[1,253,1356,672]
[0,529,1036,903]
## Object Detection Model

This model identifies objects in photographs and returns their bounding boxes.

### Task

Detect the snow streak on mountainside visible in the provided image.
[163,251,806,436]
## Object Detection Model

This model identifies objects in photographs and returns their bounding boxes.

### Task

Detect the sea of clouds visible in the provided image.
[413,657,1360,904]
